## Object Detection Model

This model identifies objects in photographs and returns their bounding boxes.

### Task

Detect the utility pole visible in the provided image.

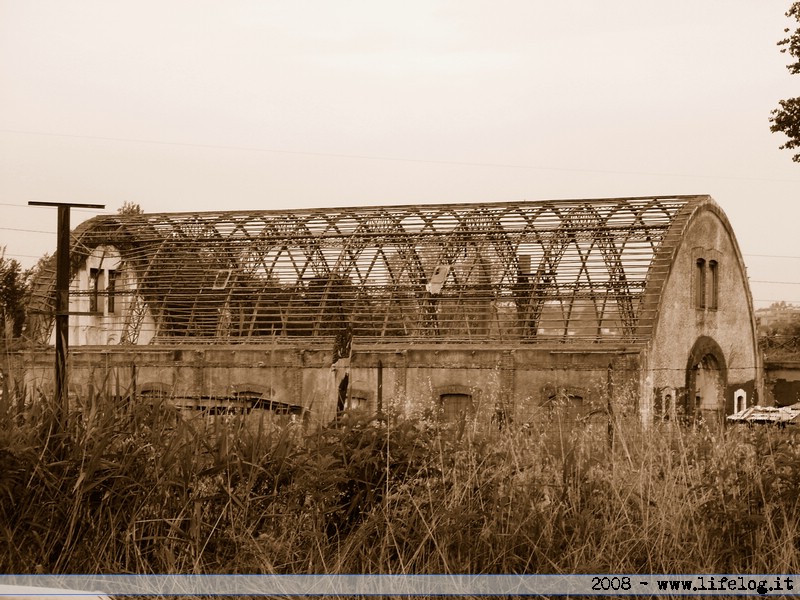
[29,201,105,432]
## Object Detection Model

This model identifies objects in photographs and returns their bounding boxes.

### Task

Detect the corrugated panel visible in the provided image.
[727,404,800,424]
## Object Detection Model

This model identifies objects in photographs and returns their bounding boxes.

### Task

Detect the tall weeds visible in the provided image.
[2,397,800,574]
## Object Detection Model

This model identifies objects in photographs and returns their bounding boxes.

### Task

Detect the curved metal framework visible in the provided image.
[26,196,705,346]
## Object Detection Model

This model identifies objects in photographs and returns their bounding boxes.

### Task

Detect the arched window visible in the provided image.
[89,268,101,313]
[734,389,747,414]
[440,393,474,423]
[107,270,117,314]
[345,394,367,411]
[695,258,706,309]
[139,382,172,401]
[232,390,264,414]
[547,392,585,425]
[708,260,719,310]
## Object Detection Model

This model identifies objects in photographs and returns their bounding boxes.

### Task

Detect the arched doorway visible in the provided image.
[685,336,727,425]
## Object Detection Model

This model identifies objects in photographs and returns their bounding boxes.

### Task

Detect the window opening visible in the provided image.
[547,392,585,425]
[107,270,117,314]
[345,395,366,411]
[231,390,265,414]
[89,268,100,313]
[337,375,349,413]
[654,388,676,421]
[695,258,706,309]
[734,389,747,414]
[708,260,719,310]
[440,393,474,422]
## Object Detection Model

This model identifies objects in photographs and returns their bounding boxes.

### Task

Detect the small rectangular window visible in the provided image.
[89,268,100,313]
[655,389,674,421]
[440,393,474,422]
[346,395,366,411]
[107,270,117,314]
[695,258,706,309]
[708,260,719,310]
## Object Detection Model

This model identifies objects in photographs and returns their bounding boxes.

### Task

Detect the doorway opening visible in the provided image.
[685,336,727,425]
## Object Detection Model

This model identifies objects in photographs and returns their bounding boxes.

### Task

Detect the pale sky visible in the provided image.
[1,1,799,307]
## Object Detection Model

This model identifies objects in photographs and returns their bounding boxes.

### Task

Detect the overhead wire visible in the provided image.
[3,127,800,183]
[3,197,800,301]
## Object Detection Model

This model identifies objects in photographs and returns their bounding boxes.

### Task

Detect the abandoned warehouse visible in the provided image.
[14,195,762,427]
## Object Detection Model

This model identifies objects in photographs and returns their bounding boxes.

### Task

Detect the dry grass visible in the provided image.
[2,396,800,576]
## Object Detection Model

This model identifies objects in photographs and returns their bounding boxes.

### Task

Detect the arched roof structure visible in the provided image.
[26,195,720,346]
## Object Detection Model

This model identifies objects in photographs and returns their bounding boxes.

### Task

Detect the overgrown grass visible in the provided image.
[2,397,800,575]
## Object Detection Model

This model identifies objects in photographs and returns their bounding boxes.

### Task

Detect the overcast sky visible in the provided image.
[1,1,798,307]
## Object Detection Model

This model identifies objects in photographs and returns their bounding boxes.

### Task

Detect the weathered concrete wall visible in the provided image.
[15,345,336,424]
[345,345,640,425]
[57,246,157,346]
[11,343,641,428]
[644,207,761,422]
[763,361,800,407]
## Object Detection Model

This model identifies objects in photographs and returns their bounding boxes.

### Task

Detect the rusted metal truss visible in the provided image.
[26,196,700,346]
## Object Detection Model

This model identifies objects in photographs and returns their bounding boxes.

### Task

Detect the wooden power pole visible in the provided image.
[29,201,105,430]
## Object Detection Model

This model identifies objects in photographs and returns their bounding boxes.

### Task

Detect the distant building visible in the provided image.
[756,303,800,330]
[17,195,762,426]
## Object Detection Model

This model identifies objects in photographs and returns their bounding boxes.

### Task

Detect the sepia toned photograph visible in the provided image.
[1,2,800,597]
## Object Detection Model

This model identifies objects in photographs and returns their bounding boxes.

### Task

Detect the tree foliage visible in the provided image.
[771,3,800,161]
[0,251,27,338]
[118,201,143,215]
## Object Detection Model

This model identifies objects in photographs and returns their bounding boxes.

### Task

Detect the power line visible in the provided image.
[0,226,53,234]
[1,252,45,259]
[3,127,800,183]
[745,254,800,260]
